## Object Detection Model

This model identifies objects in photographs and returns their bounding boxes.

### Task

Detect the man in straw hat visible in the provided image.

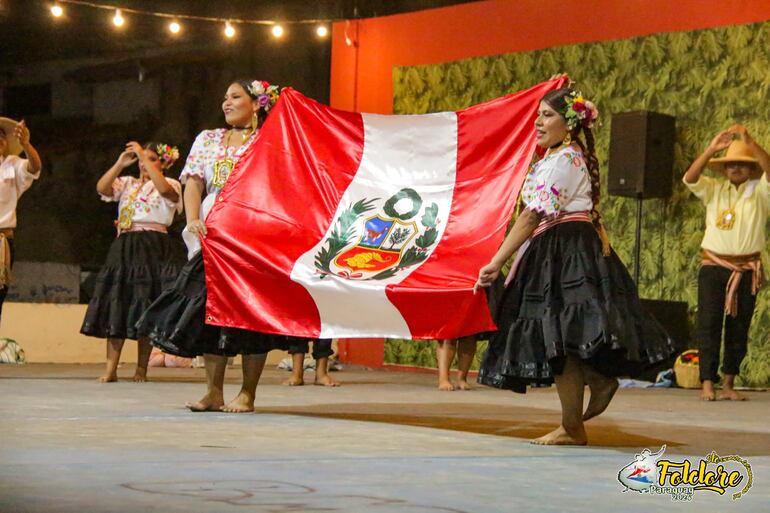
[0,117,42,326]
[683,124,770,401]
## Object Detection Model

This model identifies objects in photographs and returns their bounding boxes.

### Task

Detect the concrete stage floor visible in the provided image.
[1,364,768,512]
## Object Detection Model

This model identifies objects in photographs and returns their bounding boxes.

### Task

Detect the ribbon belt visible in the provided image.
[702,249,762,317]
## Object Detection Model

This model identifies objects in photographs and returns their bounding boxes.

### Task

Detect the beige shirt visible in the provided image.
[0,155,40,229]
[684,173,770,255]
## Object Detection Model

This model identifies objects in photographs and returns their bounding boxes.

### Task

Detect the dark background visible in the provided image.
[0,0,470,267]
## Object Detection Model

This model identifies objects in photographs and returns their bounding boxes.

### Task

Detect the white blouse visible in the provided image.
[101,176,183,227]
[0,155,40,229]
[521,145,593,218]
[179,128,258,257]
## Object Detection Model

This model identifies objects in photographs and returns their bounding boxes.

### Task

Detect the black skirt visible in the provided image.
[477,221,674,393]
[80,231,185,340]
[135,251,290,357]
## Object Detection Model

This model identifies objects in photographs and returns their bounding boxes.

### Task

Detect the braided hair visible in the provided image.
[541,88,610,255]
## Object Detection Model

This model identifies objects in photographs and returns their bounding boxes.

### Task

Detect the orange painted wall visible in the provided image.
[331,0,770,114]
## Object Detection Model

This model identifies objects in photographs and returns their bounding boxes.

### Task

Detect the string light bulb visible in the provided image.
[316,25,328,38]
[112,8,125,27]
[224,21,236,38]
[168,21,181,34]
[50,3,64,18]
[271,24,284,38]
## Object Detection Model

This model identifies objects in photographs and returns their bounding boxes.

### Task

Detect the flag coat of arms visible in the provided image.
[202,78,566,339]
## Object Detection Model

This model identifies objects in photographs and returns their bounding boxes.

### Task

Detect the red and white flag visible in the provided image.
[203,78,566,339]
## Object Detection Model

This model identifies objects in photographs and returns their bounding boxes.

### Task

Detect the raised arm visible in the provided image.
[683,129,733,184]
[474,208,542,293]
[15,121,42,175]
[96,149,136,196]
[731,125,770,179]
[125,141,179,203]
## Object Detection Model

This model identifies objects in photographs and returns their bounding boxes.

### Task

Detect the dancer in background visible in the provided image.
[436,337,477,391]
[138,79,285,412]
[0,117,42,326]
[283,338,340,387]
[81,141,184,382]
[683,125,770,401]
[475,88,672,445]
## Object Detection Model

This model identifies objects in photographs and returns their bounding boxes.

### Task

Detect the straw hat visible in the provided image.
[0,117,23,156]
[707,139,759,173]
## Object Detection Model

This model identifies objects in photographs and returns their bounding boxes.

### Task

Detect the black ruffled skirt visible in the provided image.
[478,221,674,393]
[81,231,185,340]
[135,251,290,357]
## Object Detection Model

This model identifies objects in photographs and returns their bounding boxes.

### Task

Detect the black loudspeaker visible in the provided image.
[608,111,676,198]
[637,299,690,381]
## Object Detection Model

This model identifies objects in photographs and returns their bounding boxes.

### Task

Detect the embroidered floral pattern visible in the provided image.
[101,176,182,226]
[180,129,257,193]
[522,147,591,217]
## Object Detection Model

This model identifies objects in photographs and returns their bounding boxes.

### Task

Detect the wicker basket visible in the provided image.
[674,349,701,389]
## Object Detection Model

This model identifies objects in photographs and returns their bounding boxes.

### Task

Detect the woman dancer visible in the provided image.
[475,88,672,445]
[81,141,183,382]
[137,79,283,412]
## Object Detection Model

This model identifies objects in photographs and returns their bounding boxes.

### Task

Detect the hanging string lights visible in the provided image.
[49,0,334,41]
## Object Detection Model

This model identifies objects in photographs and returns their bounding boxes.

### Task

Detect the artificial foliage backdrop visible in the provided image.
[385,20,770,387]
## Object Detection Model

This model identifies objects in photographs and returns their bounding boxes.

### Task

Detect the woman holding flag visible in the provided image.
[475,87,673,445]
[137,79,285,413]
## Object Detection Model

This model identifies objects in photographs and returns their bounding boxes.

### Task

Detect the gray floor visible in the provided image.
[1,365,768,512]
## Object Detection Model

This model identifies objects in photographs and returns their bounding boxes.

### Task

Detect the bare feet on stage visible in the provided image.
[531,425,587,446]
[583,374,619,421]
[314,374,340,387]
[96,373,117,383]
[186,391,224,412]
[438,380,455,391]
[221,390,255,413]
[455,378,473,391]
[718,375,747,401]
[700,380,716,401]
[132,368,148,383]
[282,376,304,386]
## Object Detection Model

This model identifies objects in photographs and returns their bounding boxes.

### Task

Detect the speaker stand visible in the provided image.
[634,195,643,285]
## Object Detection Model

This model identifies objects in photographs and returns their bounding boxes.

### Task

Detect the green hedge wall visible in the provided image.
[385,21,770,386]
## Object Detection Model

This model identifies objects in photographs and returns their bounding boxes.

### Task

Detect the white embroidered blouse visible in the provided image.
[179,128,258,256]
[101,176,183,227]
[521,145,593,218]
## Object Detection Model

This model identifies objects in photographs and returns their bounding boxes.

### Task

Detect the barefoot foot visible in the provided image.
[438,380,455,391]
[132,369,148,383]
[531,425,587,446]
[282,376,304,386]
[455,380,473,391]
[186,392,224,412]
[718,388,747,401]
[700,381,716,401]
[583,378,618,421]
[96,373,117,383]
[314,375,340,387]
[221,391,255,413]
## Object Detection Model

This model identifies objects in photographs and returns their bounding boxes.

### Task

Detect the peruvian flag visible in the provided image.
[203,77,566,339]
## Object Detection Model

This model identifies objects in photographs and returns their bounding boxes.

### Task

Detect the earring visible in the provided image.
[251,112,258,130]
[563,133,572,146]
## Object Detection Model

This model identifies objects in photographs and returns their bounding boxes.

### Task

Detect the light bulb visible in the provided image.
[271,24,284,38]
[316,25,328,38]
[112,9,124,27]
[224,21,236,38]
[51,3,63,17]
[169,21,181,34]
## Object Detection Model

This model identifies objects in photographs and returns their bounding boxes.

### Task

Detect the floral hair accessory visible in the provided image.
[247,80,281,113]
[564,91,599,130]
[155,143,180,170]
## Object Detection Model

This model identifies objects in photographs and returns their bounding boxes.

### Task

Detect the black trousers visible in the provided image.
[0,238,15,326]
[286,338,333,359]
[696,265,756,382]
